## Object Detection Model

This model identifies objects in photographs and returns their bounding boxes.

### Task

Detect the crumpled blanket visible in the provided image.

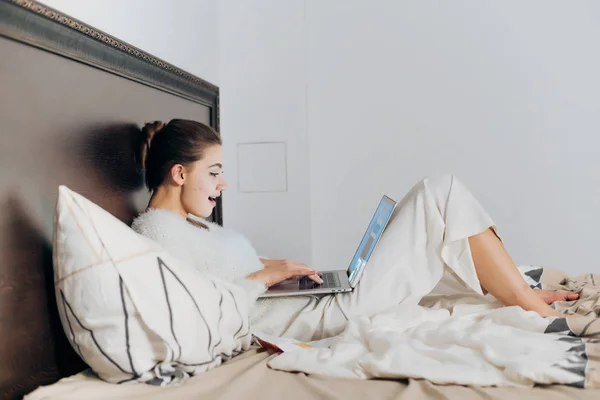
[266,266,600,389]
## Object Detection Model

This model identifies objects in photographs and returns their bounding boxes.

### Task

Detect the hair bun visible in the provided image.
[139,121,165,170]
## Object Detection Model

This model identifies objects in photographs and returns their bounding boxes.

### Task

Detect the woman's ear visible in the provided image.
[169,164,186,186]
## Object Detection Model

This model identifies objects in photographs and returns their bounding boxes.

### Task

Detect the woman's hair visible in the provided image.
[137,119,222,192]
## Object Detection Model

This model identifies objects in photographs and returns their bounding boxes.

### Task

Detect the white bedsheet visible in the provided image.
[267,303,585,387]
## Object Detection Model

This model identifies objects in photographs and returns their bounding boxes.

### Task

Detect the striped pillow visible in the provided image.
[53,186,253,386]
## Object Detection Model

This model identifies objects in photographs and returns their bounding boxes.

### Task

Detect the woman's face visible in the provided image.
[181,144,228,218]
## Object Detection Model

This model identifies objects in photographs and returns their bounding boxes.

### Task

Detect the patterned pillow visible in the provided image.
[53,186,253,386]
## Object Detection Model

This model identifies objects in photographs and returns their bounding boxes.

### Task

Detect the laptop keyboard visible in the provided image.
[299,272,341,290]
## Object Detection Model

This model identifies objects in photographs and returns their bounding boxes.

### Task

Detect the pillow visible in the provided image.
[53,186,254,386]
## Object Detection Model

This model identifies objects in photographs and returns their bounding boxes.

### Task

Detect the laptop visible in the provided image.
[258,195,397,298]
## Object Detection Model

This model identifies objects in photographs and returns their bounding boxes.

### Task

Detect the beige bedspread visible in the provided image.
[25,267,600,399]
[25,346,600,400]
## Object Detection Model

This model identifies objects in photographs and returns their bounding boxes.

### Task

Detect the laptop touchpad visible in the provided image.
[269,279,300,289]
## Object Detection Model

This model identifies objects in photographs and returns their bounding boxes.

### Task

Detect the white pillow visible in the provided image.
[53,186,254,386]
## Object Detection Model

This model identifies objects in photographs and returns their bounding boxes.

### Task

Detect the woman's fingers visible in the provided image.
[288,269,324,284]
[308,273,324,284]
[292,264,314,272]
[287,263,315,274]
[275,262,325,284]
[296,266,323,284]
[288,268,316,278]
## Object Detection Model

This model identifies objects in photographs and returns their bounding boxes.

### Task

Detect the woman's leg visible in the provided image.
[328,174,571,334]
[332,174,492,321]
[469,228,566,317]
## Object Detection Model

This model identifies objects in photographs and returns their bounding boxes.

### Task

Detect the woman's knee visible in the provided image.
[400,174,464,211]
[419,173,457,193]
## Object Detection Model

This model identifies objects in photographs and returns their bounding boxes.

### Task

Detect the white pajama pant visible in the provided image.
[260,174,499,341]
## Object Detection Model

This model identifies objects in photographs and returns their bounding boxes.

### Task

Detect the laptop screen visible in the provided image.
[347,195,396,285]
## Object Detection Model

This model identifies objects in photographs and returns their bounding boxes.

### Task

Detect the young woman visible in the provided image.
[131,119,578,341]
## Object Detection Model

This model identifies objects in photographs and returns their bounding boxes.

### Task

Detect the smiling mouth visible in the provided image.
[208,196,218,204]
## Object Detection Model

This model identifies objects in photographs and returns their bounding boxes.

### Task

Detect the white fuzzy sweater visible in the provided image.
[131,209,314,336]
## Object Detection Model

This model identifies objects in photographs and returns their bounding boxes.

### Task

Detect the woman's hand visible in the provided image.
[248,259,323,287]
[262,259,323,285]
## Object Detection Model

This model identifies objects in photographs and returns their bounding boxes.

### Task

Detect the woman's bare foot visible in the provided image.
[535,289,579,304]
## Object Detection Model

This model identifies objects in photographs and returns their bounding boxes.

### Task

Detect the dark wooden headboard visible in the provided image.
[0,1,221,398]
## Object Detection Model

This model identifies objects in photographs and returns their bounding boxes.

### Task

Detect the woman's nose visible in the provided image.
[218,176,228,191]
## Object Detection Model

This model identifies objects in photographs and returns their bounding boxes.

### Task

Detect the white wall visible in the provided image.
[218,0,312,264]
[36,0,600,276]
[37,0,313,264]
[306,0,600,275]
[38,0,220,85]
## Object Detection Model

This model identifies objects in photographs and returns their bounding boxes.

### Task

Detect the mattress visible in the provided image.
[25,347,600,400]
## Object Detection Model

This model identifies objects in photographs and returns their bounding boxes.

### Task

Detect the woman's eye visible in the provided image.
[210,173,219,177]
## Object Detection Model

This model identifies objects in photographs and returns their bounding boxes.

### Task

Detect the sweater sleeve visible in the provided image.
[233,277,267,304]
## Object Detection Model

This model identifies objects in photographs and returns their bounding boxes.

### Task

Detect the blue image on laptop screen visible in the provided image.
[347,197,395,283]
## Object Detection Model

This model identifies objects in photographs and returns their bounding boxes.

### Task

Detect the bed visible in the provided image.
[1,1,599,399]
